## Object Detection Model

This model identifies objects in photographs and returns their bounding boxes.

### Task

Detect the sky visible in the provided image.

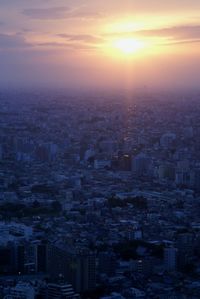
[0,0,200,90]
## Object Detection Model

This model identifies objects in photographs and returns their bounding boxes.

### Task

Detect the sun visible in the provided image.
[113,38,145,55]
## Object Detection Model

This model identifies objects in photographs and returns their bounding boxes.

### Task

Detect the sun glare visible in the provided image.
[113,38,145,55]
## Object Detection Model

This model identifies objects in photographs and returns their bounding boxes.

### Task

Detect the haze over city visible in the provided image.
[1,0,200,89]
[1,1,200,299]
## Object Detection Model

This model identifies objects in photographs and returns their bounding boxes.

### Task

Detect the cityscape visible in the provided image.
[1,0,200,299]
[0,90,200,298]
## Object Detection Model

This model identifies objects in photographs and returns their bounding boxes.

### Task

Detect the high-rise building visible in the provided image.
[194,169,200,192]
[98,252,117,277]
[158,163,175,181]
[160,132,176,148]
[16,245,25,274]
[132,153,151,177]
[0,144,3,160]
[46,283,79,299]
[67,249,96,293]
[164,247,177,272]
[176,233,194,270]
[9,283,35,299]
[47,245,96,292]
[0,245,15,275]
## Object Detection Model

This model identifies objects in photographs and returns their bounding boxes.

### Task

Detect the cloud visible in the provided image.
[0,33,30,49]
[108,24,200,45]
[0,32,102,53]
[58,34,104,43]
[137,25,200,40]
[34,33,104,52]
[138,24,200,46]
[23,6,70,20]
[165,38,200,46]
[23,6,104,20]
[69,11,105,20]
[36,41,98,52]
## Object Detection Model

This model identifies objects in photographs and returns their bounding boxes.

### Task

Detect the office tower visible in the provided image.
[194,169,200,192]
[164,247,177,272]
[0,245,15,275]
[37,243,48,273]
[158,163,175,181]
[9,283,35,299]
[46,283,79,299]
[67,249,96,293]
[47,245,69,280]
[16,245,25,274]
[0,144,3,160]
[98,252,117,276]
[160,132,176,148]
[176,233,194,270]
[132,153,151,176]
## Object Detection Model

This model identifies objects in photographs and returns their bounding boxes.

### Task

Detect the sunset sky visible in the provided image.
[1,0,200,89]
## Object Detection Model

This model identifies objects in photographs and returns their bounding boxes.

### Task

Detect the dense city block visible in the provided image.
[0,90,200,298]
